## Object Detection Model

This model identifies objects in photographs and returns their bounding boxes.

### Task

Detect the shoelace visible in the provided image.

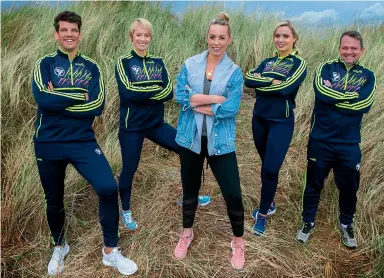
[178,235,192,249]
[345,225,355,238]
[302,223,313,234]
[232,243,244,258]
[122,212,133,223]
[51,247,64,262]
[256,216,267,226]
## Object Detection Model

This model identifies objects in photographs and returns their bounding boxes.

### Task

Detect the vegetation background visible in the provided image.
[1,2,383,277]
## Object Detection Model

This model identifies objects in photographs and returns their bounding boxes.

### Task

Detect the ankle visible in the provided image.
[104,246,114,255]
[233,236,244,245]
[182,228,193,237]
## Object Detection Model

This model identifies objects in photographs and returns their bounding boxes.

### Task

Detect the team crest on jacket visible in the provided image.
[54,67,65,77]
[266,61,274,67]
[95,148,102,155]
[356,163,360,171]
[332,72,340,82]
[132,65,142,75]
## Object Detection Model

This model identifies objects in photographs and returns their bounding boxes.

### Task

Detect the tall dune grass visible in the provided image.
[1,2,383,277]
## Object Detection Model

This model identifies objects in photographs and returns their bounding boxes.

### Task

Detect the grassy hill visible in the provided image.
[1,2,383,277]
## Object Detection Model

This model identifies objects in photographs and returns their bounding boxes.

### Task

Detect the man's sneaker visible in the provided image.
[121,210,138,230]
[230,239,245,270]
[102,247,138,276]
[296,222,315,243]
[253,214,267,236]
[179,195,211,207]
[47,241,70,276]
[339,222,357,249]
[174,231,194,260]
[251,201,276,219]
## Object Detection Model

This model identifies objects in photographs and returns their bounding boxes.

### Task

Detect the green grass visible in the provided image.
[1,2,383,277]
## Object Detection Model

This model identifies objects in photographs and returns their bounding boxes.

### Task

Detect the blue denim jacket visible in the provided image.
[175,50,243,156]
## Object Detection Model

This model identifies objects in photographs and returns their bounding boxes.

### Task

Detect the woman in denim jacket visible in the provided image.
[173,12,245,270]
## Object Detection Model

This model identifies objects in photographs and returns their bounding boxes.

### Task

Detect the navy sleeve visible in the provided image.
[313,61,359,104]
[336,69,376,114]
[256,56,307,96]
[63,57,106,118]
[244,59,274,88]
[32,57,85,113]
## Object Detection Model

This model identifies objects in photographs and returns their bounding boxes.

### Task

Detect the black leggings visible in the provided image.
[179,137,244,237]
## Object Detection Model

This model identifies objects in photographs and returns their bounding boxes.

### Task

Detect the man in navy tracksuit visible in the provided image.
[297,31,376,249]
[33,11,137,276]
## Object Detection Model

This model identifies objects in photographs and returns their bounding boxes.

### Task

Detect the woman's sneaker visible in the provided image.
[339,222,357,249]
[174,231,194,260]
[102,247,138,276]
[251,201,276,219]
[230,239,245,270]
[121,210,138,230]
[47,241,70,276]
[296,222,315,243]
[179,195,211,207]
[253,214,267,236]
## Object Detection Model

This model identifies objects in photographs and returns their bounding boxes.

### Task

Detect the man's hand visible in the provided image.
[47,81,54,91]
[84,93,89,101]
[324,80,332,87]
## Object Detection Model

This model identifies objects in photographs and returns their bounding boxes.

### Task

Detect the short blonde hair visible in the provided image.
[207,12,231,36]
[273,21,299,49]
[129,18,153,39]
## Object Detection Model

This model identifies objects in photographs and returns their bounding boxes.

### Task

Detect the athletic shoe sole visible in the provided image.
[102,259,138,276]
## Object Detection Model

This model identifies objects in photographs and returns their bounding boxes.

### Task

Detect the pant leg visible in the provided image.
[179,144,205,228]
[118,130,145,211]
[333,143,361,225]
[302,139,332,223]
[208,151,244,237]
[70,142,119,248]
[146,123,180,154]
[34,142,68,246]
[252,115,269,163]
[259,120,294,214]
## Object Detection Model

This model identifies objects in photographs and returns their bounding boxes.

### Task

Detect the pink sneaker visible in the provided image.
[230,239,245,270]
[174,232,194,260]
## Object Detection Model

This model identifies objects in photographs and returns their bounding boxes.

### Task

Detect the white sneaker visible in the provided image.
[102,247,138,276]
[47,242,70,276]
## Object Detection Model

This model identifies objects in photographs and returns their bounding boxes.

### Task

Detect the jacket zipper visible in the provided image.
[343,69,350,90]
[70,60,74,85]
[36,114,43,138]
[125,108,130,128]
[142,60,150,80]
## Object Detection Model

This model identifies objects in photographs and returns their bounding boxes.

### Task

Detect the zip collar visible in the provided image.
[57,48,81,60]
[274,48,297,59]
[131,49,150,59]
[338,57,360,70]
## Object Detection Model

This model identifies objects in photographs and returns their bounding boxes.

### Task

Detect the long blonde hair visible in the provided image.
[273,21,299,50]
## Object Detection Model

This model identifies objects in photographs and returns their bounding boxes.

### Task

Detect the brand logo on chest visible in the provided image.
[54,67,65,77]
[132,65,142,75]
[332,72,340,82]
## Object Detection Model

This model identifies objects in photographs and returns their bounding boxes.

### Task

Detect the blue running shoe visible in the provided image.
[179,195,211,207]
[253,214,267,236]
[121,210,138,230]
[251,201,276,219]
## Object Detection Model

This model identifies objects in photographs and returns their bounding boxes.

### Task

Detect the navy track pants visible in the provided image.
[252,116,294,215]
[34,141,119,247]
[118,123,179,211]
[302,138,361,225]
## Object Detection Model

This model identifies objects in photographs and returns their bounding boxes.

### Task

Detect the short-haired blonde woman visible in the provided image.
[115,18,210,231]
[173,12,245,270]
[244,21,307,235]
